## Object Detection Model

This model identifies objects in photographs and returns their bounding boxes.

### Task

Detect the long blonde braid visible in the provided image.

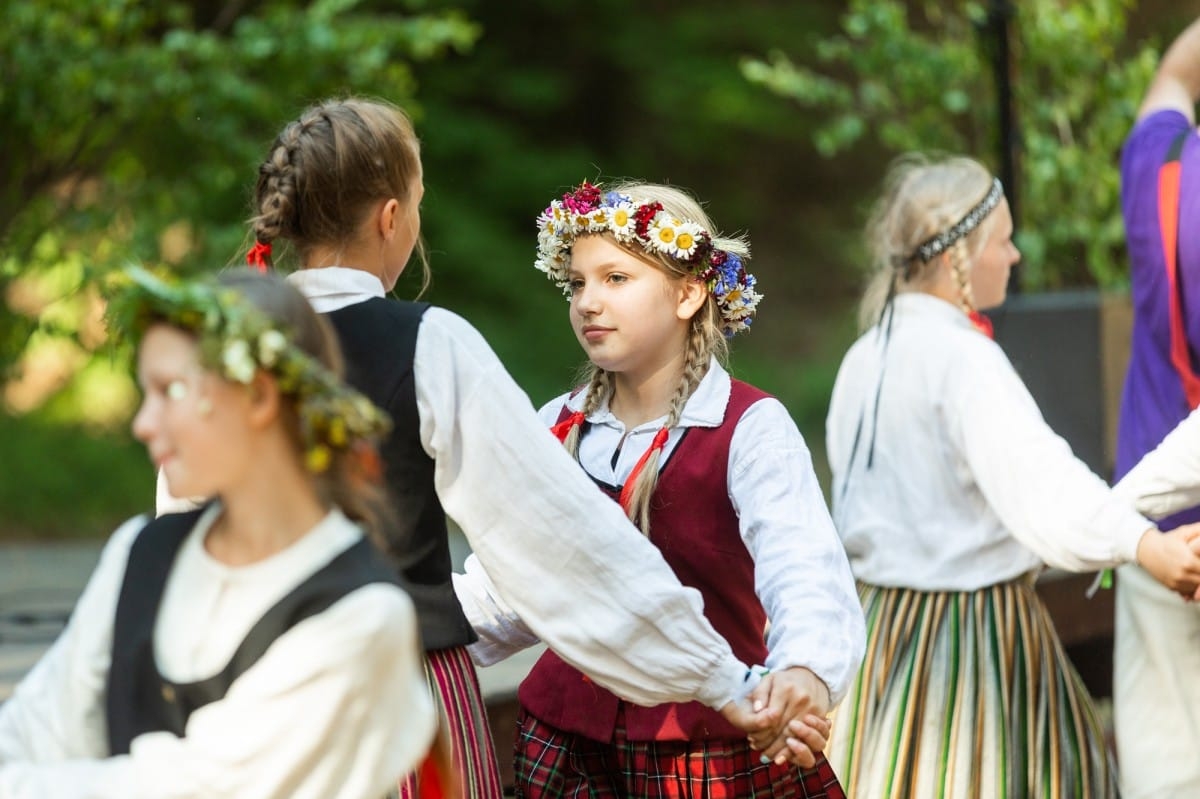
[622,321,711,535]
[948,239,978,317]
[563,368,611,458]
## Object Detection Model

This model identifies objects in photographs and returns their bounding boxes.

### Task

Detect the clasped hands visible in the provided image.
[719,665,831,770]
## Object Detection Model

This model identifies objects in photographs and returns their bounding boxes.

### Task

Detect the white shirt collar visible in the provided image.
[286,267,385,312]
[891,291,976,331]
[565,357,732,430]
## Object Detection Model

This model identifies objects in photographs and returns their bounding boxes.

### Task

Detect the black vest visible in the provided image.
[105,508,404,755]
[325,298,474,650]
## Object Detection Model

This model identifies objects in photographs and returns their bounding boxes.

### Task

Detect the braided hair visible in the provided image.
[249,97,429,289]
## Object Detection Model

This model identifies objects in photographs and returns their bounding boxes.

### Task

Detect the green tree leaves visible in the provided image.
[742,0,1157,290]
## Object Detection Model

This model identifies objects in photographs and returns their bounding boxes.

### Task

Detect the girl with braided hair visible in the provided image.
[457,180,864,798]
[824,153,1200,798]
[224,97,829,797]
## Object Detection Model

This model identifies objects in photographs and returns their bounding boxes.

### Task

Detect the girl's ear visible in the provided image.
[246,370,282,431]
[377,198,401,242]
[676,277,708,322]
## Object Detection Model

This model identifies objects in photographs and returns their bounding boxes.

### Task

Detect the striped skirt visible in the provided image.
[514,705,845,799]
[398,645,504,799]
[827,578,1118,799]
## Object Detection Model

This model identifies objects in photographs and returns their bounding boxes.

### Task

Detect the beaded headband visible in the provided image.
[104,267,391,473]
[909,177,1004,264]
[534,181,762,337]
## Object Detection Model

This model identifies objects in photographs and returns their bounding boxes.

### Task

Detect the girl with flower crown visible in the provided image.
[221,97,826,797]
[454,179,866,799]
[823,153,1200,798]
[0,269,447,798]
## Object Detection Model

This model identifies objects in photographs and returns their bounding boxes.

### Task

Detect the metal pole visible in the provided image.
[988,0,1021,294]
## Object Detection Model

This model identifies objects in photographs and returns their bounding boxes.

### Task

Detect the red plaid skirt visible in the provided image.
[513,705,845,799]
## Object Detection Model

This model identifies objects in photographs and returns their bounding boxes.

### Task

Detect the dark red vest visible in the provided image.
[518,379,771,742]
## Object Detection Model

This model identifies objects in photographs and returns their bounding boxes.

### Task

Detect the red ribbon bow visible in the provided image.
[549,411,586,443]
[246,240,272,273]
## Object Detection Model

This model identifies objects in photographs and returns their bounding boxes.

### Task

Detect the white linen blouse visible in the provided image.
[825,292,1151,591]
[1114,405,1200,518]
[286,267,749,709]
[455,360,866,704]
[0,505,434,798]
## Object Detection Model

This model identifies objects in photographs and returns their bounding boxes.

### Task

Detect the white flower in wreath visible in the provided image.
[646,217,680,256]
[672,222,705,260]
[257,329,288,367]
[586,208,612,232]
[222,339,257,384]
[608,202,637,242]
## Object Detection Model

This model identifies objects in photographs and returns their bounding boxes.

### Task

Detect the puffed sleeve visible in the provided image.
[951,339,1150,569]
[0,516,144,767]
[728,399,865,705]
[417,309,750,709]
[1113,406,1200,519]
[0,585,434,799]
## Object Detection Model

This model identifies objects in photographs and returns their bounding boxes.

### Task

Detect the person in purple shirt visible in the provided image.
[1114,15,1200,798]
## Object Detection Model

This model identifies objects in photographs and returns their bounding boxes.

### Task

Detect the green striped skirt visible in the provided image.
[827,577,1118,798]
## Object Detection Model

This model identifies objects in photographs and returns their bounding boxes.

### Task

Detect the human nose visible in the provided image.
[572,281,600,315]
[131,394,157,444]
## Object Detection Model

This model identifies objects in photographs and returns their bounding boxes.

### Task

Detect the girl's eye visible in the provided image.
[567,279,585,293]
[608,273,627,284]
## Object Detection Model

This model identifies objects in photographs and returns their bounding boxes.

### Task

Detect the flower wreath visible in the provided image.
[534,181,762,337]
[104,267,391,473]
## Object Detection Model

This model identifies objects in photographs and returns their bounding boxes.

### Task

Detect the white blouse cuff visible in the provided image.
[697,657,760,709]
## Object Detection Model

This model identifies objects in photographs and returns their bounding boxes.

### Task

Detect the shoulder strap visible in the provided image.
[175,535,401,712]
[1158,129,1200,409]
[106,507,206,755]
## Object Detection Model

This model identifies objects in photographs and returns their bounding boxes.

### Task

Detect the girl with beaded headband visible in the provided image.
[214,96,825,795]
[459,179,864,799]
[0,268,450,798]
[824,153,1200,798]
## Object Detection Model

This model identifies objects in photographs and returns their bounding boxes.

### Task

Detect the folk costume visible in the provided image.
[0,505,434,798]
[288,267,771,797]
[461,361,864,798]
[825,291,1151,798]
[452,181,864,798]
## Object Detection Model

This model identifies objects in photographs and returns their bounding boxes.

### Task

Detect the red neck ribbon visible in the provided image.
[617,426,670,514]
[968,310,994,340]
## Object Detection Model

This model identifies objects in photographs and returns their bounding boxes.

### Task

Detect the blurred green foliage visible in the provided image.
[3,0,866,539]
[0,0,1188,537]
[741,0,1158,290]
[0,411,153,538]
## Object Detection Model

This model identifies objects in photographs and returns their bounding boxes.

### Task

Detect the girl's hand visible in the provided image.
[717,696,779,739]
[1137,523,1200,598]
[745,666,831,768]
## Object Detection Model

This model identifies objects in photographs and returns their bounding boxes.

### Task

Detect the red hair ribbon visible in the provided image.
[246,240,272,273]
[550,411,586,443]
[618,426,670,513]
[967,310,994,340]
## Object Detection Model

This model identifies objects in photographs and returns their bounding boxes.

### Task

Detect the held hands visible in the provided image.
[1135,523,1200,599]
[718,667,832,770]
